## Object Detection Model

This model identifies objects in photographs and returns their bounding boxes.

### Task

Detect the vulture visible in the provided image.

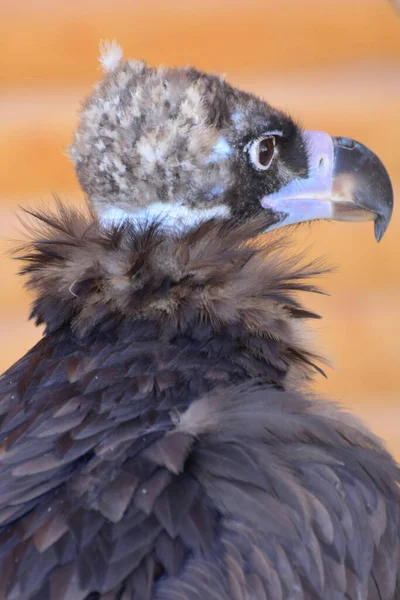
[0,42,398,600]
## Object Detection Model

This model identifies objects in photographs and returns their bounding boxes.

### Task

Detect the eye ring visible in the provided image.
[247,135,276,171]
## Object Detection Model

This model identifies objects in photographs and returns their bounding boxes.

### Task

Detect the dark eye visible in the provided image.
[247,135,276,170]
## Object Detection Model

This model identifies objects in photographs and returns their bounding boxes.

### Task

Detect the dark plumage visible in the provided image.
[0,43,397,599]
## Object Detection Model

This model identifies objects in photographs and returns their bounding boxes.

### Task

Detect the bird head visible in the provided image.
[70,41,393,241]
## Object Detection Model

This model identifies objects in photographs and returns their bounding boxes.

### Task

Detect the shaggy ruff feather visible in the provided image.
[16,204,326,383]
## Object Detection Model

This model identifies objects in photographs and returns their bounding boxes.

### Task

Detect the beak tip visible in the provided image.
[374,217,389,243]
[373,181,393,243]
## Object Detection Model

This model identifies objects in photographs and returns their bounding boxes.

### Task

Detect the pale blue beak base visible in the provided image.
[261,130,393,241]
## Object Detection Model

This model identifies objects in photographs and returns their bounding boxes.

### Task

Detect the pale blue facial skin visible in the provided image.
[206,137,233,164]
[232,111,243,124]
[205,185,226,200]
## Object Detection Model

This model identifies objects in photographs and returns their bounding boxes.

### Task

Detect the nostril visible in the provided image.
[319,158,325,168]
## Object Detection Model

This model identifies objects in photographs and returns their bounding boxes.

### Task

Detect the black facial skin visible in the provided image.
[190,72,310,223]
[221,120,309,223]
[230,123,309,222]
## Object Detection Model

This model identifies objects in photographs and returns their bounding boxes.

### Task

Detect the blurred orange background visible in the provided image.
[1,0,399,453]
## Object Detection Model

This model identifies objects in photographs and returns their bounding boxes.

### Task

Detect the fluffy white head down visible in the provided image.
[99,40,124,73]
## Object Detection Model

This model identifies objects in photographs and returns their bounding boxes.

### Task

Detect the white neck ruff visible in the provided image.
[99,202,231,232]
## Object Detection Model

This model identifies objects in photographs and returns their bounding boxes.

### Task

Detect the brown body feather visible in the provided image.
[0,206,399,599]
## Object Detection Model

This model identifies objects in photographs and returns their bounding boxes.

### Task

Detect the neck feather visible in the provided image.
[16,204,327,386]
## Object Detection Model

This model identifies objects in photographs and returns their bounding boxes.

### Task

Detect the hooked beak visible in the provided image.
[261,131,393,241]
